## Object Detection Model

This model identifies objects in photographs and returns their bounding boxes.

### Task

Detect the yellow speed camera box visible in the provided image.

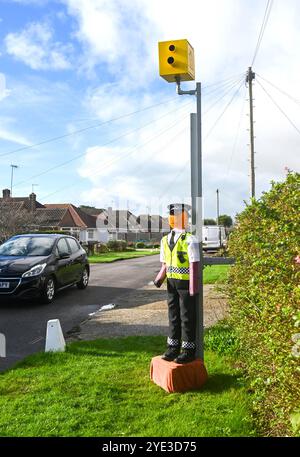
[158,39,195,83]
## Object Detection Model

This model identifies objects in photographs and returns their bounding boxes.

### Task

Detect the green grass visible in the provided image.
[89,250,159,263]
[203,265,230,284]
[0,336,257,437]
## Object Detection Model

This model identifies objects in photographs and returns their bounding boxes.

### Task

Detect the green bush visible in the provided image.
[136,242,146,249]
[107,240,127,252]
[226,171,300,436]
[96,243,109,253]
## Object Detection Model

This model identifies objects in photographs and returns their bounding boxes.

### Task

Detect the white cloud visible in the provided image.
[0,73,10,101]
[5,22,73,70]
[0,127,31,146]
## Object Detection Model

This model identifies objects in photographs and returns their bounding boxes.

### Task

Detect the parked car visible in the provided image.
[202,225,227,251]
[0,234,90,303]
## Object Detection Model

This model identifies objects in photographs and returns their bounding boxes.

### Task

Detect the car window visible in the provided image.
[0,237,54,256]
[67,238,80,254]
[56,238,70,255]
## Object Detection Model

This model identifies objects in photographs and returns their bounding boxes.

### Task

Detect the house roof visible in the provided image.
[43,204,97,228]
[0,196,44,210]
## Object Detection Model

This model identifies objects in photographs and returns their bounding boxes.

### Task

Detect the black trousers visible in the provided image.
[167,278,196,347]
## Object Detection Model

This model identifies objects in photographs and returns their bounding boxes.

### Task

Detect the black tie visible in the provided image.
[169,231,176,251]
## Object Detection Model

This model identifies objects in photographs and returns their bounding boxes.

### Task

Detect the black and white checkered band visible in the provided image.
[167,266,189,275]
[182,341,196,350]
[167,337,180,347]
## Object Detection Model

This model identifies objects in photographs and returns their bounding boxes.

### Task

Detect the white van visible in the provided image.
[202,225,227,251]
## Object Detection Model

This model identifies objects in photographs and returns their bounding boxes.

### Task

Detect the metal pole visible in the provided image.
[247,67,255,198]
[10,164,18,197]
[216,189,220,225]
[196,82,204,361]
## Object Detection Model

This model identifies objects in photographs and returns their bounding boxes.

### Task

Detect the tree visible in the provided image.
[218,214,233,227]
[0,204,34,242]
[203,218,216,225]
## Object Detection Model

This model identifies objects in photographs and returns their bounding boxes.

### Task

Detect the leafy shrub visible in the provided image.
[107,240,127,252]
[136,242,146,249]
[96,243,109,253]
[226,172,300,436]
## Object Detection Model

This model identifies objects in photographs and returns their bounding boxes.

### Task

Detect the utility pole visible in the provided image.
[216,188,221,249]
[246,67,256,199]
[10,164,19,197]
[216,189,220,225]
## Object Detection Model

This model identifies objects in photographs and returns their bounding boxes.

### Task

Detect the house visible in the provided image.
[0,189,108,244]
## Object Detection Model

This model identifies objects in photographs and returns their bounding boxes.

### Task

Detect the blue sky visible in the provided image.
[0,0,299,219]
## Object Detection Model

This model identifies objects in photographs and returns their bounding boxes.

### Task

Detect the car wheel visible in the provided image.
[77,267,89,290]
[41,276,56,304]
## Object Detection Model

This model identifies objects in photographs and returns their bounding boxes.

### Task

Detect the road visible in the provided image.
[0,255,160,372]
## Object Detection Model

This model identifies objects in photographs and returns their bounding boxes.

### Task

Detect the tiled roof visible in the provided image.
[0,197,44,210]
[34,208,68,226]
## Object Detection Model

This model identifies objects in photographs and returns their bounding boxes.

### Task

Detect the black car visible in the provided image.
[0,234,90,303]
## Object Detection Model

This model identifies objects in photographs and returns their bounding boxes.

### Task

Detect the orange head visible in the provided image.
[168,210,189,230]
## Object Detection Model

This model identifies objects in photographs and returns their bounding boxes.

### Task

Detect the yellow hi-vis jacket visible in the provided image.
[162,232,191,280]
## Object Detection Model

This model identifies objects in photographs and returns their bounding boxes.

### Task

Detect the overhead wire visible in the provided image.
[0,95,182,159]
[15,77,244,193]
[256,73,300,106]
[226,86,247,176]
[204,79,245,140]
[158,78,245,200]
[39,110,193,201]
[256,79,300,137]
[13,99,193,189]
[251,0,274,66]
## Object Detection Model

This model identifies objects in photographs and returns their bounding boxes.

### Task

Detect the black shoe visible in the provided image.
[161,346,180,361]
[174,350,196,364]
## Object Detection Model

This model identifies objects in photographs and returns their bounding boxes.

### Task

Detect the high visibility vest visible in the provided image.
[162,232,191,280]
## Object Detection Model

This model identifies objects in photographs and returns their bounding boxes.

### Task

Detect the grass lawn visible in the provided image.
[203,265,230,284]
[0,335,256,437]
[89,250,159,263]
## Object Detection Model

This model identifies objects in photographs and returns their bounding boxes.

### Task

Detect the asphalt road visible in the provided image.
[0,255,160,372]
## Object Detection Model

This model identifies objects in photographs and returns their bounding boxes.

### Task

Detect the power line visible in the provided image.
[256,73,300,106]
[0,96,180,159]
[13,99,193,189]
[256,79,300,137]
[251,0,274,66]
[226,87,247,176]
[159,80,245,200]
[14,79,243,191]
[204,80,244,140]
[203,76,245,116]
[39,111,192,201]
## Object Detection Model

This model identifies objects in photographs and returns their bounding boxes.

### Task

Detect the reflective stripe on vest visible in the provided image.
[162,232,191,280]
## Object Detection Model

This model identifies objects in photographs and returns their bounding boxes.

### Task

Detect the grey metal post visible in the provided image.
[178,80,204,361]
[196,82,204,360]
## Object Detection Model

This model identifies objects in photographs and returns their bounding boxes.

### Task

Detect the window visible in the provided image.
[56,238,70,256]
[88,230,94,240]
[0,236,54,257]
[67,238,80,254]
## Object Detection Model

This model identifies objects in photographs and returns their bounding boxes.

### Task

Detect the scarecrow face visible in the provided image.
[168,210,189,230]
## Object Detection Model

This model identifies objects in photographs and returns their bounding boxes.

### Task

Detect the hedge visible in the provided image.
[226,172,300,436]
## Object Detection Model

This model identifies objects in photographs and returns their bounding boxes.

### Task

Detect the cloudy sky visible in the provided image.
[0,0,299,219]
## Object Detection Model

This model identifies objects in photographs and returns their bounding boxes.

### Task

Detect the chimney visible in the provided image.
[2,189,10,200]
[29,192,36,212]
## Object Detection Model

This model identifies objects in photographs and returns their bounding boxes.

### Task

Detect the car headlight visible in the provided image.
[22,263,47,278]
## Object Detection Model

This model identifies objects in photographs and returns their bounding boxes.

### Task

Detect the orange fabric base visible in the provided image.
[150,356,208,393]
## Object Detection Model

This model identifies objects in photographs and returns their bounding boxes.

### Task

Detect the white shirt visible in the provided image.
[160,228,200,263]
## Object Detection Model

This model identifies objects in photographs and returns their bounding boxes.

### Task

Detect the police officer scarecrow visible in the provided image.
[154,203,200,364]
